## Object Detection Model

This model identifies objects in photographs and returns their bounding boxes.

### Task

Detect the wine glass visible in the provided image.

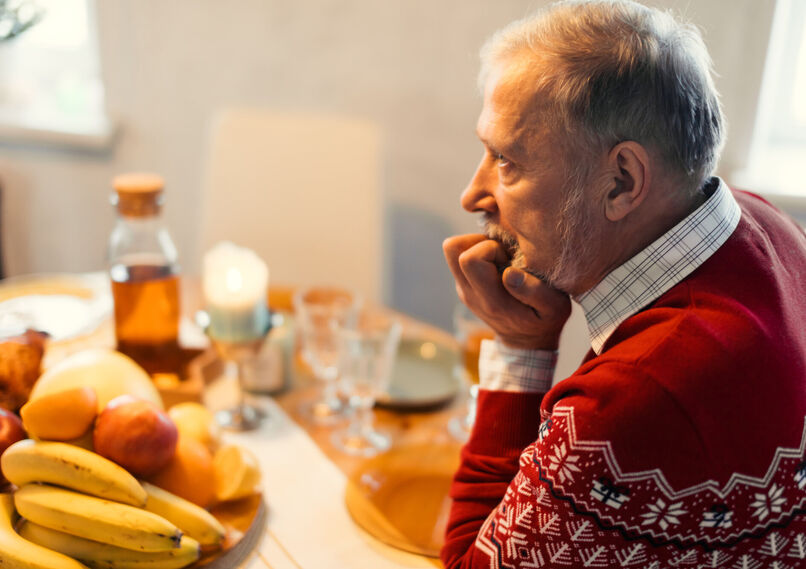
[293,286,360,424]
[332,310,402,457]
[448,303,495,441]
[195,308,272,432]
[210,336,266,431]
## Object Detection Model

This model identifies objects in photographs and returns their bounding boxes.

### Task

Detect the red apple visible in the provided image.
[0,408,27,484]
[93,395,178,477]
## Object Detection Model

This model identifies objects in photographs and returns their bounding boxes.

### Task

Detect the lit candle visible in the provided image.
[203,242,270,342]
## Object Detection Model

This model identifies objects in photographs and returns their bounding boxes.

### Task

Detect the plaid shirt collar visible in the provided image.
[576,178,742,355]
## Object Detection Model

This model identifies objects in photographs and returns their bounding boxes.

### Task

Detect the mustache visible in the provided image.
[478,214,551,284]
[479,215,517,250]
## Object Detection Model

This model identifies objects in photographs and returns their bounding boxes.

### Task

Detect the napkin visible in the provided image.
[225,397,439,569]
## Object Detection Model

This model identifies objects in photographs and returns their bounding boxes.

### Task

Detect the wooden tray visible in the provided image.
[344,443,460,558]
[198,494,267,568]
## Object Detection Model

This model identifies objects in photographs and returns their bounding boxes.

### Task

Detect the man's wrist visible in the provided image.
[479,338,558,393]
[496,332,561,351]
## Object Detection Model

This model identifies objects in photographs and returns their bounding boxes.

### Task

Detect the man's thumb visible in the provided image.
[503,267,538,304]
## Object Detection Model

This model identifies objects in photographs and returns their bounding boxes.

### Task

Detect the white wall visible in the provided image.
[0,0,776,338]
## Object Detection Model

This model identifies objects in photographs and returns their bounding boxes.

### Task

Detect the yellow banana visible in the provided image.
[0,493,89,569]
[2,439,147,507]
[141,482,226,548]
[14,484,182,552]
[18,520,200,569]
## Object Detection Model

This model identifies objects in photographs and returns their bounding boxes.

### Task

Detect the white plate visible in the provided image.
[0,272,112,341]
[377,338,460,410]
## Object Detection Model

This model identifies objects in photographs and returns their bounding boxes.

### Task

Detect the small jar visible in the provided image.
[107,173,180,374]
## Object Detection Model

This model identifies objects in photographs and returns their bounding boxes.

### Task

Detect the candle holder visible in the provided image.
[197,310,273,431]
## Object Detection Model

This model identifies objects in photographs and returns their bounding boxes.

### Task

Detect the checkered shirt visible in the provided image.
[479,339,558,393]
[578,178,741,354]
[479,178,741,393]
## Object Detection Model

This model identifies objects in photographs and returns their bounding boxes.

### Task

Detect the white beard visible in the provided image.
[481,182,599,294]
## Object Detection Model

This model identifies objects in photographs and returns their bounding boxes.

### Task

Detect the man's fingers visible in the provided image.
[458,239,510,284]
[457,239,521,315]
[443,235,487,290]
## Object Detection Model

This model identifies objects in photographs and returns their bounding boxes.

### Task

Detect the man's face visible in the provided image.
[461,59,605,295]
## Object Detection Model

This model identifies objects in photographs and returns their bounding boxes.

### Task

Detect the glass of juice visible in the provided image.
[448,303,495,441]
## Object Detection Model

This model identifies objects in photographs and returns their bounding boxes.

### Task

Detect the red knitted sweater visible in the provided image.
[442,190,806,569]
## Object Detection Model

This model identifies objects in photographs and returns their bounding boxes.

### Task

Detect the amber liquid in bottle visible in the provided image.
[110,262,180,374]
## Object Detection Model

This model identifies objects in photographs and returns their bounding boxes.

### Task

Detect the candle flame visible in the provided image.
[225,267,244,292]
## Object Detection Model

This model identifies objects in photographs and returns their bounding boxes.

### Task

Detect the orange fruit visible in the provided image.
[146,435,215,508]
[213,444,261,502]
[20,387,98,441]
[167,402,221,452]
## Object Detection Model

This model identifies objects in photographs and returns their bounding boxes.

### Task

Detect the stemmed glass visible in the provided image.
[210,336,268,431]
[448,303,495,441]
[293,286,360,424]
[195,308,272,432]
[332,310,402,457]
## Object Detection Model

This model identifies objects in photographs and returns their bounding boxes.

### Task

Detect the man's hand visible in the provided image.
[443,234,571,350]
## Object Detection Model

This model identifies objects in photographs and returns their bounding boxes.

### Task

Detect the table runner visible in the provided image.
[226,396,440,569]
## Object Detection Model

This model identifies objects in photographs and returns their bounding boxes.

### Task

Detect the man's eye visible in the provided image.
[496,153,511,167]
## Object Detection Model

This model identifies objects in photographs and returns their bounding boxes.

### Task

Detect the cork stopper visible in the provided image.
[111,173,165,217]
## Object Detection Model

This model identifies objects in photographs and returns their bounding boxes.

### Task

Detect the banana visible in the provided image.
[0,493,89,569]
[18,520,200,569]
[14,484,182,552]
[141,482,226,548]
[2,439,147,507]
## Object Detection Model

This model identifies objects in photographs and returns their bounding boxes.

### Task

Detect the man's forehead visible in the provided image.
[485,57,544,101]
[477,58,550,152]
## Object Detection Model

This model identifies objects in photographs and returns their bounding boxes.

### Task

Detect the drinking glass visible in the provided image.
[448,303,495,441]
[210,337,266,431]
[332,310,402,457]
[294,286,360,424]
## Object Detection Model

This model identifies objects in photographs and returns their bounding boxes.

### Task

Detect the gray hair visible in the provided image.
[480,0,725,194]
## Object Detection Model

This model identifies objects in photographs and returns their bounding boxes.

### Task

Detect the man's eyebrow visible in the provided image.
[477,130,526,160]
[476,129,506,154]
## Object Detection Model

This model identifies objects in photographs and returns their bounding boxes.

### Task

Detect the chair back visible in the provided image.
[199,109,384,303]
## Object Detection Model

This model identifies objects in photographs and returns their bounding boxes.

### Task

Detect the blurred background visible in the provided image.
[0,0,803,332]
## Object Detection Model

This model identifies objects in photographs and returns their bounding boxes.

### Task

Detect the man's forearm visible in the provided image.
[441,341,556,567]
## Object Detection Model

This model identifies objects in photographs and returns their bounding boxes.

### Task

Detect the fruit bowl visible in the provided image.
[197,493,267,567]
[2,337,268,568]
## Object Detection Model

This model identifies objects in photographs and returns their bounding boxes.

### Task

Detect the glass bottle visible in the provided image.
[107,173,181,375]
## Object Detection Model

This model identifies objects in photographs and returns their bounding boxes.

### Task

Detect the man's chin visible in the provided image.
[511,258,553,287]
[519,263,574,294]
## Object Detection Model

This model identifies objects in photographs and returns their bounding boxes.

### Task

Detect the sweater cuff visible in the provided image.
[468,389,545,457]
[478,338,558,393]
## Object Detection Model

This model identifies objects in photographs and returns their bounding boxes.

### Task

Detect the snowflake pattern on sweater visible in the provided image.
[473,406,806,568]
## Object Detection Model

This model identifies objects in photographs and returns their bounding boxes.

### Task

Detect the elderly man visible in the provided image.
[442,1,806,567]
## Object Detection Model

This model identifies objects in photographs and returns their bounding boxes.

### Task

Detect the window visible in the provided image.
[0,0,112,149]
[738,0,806,197]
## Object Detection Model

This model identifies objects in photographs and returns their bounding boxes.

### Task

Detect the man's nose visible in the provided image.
[461,155,498,213]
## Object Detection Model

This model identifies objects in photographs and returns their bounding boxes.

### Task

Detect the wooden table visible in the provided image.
[276,316,463,473]
[198,282,466,487]
[4,274,466,568]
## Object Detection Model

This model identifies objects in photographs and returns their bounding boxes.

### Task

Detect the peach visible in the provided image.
[0,409,26,484]
[94,395,178,477]
[20,387,98,441]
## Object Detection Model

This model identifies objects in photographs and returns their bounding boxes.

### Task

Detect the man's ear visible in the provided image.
[604,141,651,222]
